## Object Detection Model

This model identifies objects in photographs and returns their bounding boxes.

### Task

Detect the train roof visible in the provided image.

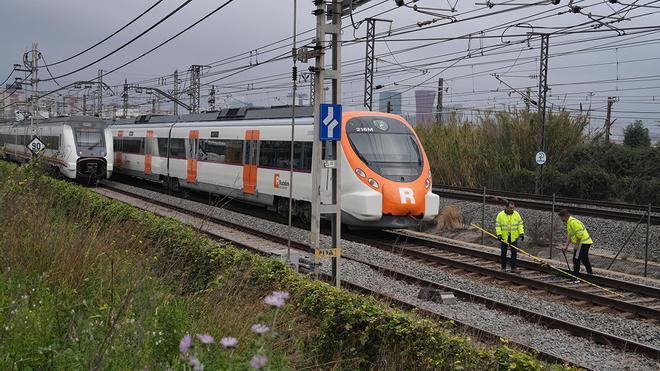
[0,115,106,128]
[110,106,315,126]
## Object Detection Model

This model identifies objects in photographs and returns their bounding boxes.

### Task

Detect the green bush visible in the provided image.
[563,165,613,200]
[502,167,537,193]
[624,177,660,205]
[623,120,651,147]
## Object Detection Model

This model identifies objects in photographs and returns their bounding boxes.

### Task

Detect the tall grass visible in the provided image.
[0,165,318,370]
[418,110,589,189]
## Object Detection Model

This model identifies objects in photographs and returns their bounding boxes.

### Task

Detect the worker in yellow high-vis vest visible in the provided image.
[495,201,525,273]
[559,209,593,275]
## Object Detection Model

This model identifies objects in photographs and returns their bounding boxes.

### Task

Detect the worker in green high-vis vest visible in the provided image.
[559,209,594,275]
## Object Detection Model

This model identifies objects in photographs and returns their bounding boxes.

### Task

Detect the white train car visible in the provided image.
[0,116,113,181]
[109,107,439,228]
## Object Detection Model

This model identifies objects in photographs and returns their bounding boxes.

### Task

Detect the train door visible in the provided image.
[115,130,124,168]
[145,130,154,175]
[186,130,199,183]
[242,130,259,194]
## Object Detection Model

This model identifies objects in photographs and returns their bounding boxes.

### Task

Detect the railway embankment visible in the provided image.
[0,161,575,370]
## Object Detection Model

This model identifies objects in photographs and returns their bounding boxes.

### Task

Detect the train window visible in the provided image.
[259,141,288,168]
[42,136,59,150]
[122,138,143,154]
[169,138,186,159]
[295,142,313,172]
[199,139,225,162]
[224,140,243,165]
[156,138,168,157]
[258,141,312,171]
[75,128,105,150]
[346,116,423,182]
[113,138,124,152]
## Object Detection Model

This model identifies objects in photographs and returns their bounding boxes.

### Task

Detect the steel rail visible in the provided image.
[434,185,660,213]
[433,187,659,225]
[347,230,660,321]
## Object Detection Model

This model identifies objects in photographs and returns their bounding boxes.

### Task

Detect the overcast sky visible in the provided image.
[1,0,659,139]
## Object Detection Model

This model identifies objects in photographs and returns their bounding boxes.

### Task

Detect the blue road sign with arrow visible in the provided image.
[320,103,342,141]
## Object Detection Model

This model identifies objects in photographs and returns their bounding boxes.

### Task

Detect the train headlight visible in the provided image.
[355,168,366,178]
[368,178,379,189]
[425,178,431,190]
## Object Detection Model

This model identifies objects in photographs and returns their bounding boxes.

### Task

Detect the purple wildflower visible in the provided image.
[250,323,269,335]
[250,354,268,369]
[188,355,204,371]
[272,291,290,300]
[220,336,238,348]
[196,333,214,344]
[179,334,192,354]
[263,294,285,308]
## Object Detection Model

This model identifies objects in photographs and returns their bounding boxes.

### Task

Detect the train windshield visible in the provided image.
[75,127,105,150]
[346,116,423,182]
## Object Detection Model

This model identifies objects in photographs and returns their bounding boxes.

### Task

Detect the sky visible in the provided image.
[1,0,660,140]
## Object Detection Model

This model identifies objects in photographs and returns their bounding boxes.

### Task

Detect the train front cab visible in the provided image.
[69,124,112,182]
[340,112,439,228]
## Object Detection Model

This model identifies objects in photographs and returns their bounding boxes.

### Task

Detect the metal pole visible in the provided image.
[481,186,486,245]
[30,42,39,138]
[310,0,342,288]
[550,193,555,259]
[310,0,325,279]
[645,203,651,277]
[363,18,375,110]
[173,70,179,115]
[286,0,298,262]
[534,34,549,195]
[122,79,128,118]
[97,69,103,117]
[436,78,443,125]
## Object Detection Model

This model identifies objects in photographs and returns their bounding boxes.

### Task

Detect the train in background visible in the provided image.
[0,116,113,182]
[109,106,439,229]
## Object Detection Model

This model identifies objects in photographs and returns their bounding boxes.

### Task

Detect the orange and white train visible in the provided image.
[109,107,439,228]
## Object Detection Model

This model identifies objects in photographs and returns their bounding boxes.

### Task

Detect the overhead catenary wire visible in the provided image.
[45,0,166,67]
[41,0,194,82]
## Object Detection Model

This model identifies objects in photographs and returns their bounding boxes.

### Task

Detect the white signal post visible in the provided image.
[310,0,343,288]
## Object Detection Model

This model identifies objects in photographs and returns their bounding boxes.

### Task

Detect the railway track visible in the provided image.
[95,180,660,365]
[433,186,659,225]
[347,230,660,322]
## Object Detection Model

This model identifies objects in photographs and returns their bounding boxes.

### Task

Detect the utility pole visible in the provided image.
[189,65,202,114]
[604,96,616,143]
[310,0,342,288]
[82,94,87,116]
[309,72,315,107]
[364,18,376,111]
[29,42,39,136]
[436,78,444,124]
[97,69,103,117]
[122,79,128,118]
[363,18,392,111]
[534,34,549,195]
[173,70,179,115]
[525,87,531,111]
[208,85,216,111]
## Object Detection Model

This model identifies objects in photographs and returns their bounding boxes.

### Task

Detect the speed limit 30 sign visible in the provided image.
[27,136,46,155]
